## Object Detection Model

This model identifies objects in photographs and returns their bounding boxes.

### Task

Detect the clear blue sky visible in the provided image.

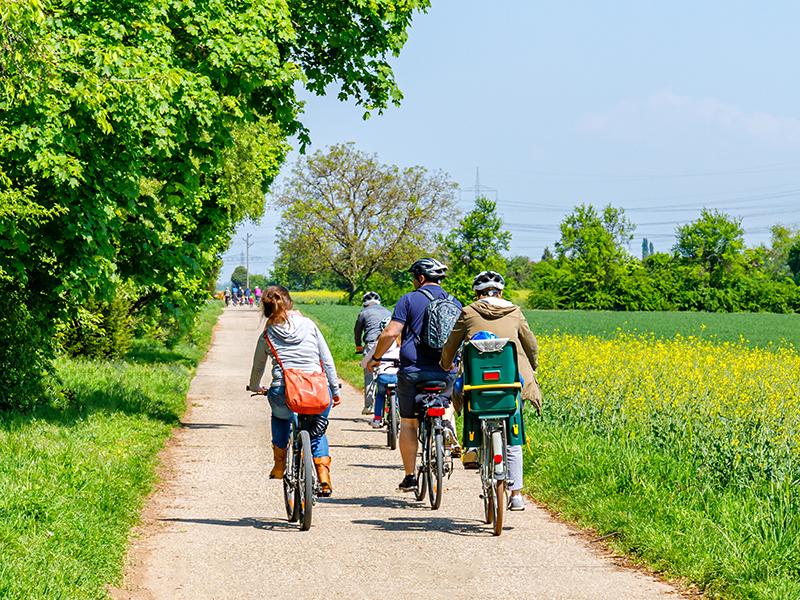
[223,0,800,280]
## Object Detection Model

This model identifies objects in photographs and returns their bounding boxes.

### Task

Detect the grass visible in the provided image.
[300,302,800,599]
[0,300,223,599]
[522,309,800,349]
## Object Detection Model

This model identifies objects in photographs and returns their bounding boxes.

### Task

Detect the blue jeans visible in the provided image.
[372,373,398,419]
[268,386,331,457]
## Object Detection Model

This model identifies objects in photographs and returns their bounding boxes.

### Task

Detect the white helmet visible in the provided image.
[472,270,506,292]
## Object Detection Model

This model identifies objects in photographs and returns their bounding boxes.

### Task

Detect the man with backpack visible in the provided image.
[368,258,462,492]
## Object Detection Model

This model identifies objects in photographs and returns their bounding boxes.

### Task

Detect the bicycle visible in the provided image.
[461,339,523,536]
[370,358,401,450]
[249,389,318,531]
[412,380,454,510]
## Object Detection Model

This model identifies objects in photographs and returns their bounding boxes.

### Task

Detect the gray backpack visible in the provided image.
[417,288,460,350]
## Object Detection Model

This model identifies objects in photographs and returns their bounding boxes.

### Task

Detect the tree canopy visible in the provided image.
[0,0,431,407]
[274,143,457,301]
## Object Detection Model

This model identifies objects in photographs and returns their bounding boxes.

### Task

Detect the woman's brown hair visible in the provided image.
[262,285,293,325]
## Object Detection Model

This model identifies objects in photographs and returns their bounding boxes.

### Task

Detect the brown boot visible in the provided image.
[270,444,287,479]
[314,456,332,497]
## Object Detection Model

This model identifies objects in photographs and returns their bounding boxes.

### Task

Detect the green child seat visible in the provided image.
[462,339,526,447]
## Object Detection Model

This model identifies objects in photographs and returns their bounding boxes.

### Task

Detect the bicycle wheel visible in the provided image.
[387,393,399,450]
[492,480,506,536]
[481,440,492,524]
[427,429,444,510]
[283,435,299,523]
[298,430,315,531]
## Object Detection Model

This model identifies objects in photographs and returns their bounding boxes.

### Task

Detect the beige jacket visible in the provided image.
[440,297,542,412]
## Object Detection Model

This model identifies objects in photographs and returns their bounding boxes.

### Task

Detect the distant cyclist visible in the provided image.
[368,258,462,492]
[361,318,400,428]
[440,270,541,511]
[354,291,391,415]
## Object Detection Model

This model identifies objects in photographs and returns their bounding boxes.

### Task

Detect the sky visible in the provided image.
[222,0,800,281]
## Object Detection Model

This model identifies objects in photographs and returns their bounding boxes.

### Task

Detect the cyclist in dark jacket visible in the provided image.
[354,291,391,415]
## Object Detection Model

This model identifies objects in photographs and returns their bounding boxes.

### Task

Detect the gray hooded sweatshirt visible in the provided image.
[249,314,339,394]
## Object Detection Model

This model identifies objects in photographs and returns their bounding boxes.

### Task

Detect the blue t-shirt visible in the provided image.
[391,284,462,373]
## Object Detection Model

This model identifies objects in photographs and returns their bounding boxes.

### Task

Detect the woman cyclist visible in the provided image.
[440,271,541,511]
[249,285,341,496]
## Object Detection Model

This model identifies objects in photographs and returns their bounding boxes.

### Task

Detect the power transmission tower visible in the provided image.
[242,232,254,289]
[460,167,498,203]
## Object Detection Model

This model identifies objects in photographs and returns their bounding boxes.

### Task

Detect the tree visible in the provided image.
[0,0,430,407]
[649,241,654,256]
[674,209,744,286]
[506,255,536,288]
[642,237,650,259]
[541,246,554,262]
[440,196,511,303]
[230,266,249,289]
[788,241,800,283]
[274,144,457,302]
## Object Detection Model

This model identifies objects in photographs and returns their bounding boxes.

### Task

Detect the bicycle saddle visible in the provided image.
[416,380,447,392]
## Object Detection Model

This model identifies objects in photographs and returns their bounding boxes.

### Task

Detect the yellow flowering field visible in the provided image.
[539,334,800,486]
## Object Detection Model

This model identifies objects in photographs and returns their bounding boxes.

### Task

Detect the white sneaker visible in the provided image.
[370,418,382,429]
[361,406,373,415]
[508,495,525,511]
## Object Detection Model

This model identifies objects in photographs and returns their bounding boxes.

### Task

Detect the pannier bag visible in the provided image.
[264,331,330,415]
[417,288,461,349]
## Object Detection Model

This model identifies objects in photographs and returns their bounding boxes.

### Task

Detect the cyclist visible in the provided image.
[368,258,462,492]
[360,318,400,428]
[440,270,541,511]
[354,291,391,416]
[249,285,341,496]
[224,287,232,306]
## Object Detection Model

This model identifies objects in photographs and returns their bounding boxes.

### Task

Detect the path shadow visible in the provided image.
[180,422,241,429]
[329,416,365,424]
[329,443,385,450]
[351,516,502,537]
[348,463,401,470]
[340,427,380,433]
[160,516,294,531]
[320,495,417,510]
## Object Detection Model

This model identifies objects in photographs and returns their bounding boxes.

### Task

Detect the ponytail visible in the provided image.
[262,285,293,325]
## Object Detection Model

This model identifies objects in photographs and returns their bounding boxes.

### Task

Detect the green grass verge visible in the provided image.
[0,300,223,599]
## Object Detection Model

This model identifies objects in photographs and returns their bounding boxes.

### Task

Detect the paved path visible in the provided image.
[115,307,681,600]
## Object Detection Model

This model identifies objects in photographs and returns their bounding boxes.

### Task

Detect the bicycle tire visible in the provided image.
[481,440,492,524]
[387,393,399,450]
[284,435,299,523]
[492,480,506,536]
[427,429,444,510]
[299,430,314,531]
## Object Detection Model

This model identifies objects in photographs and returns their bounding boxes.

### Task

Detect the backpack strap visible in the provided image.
[417,287,435,302]
[263,328,285,371]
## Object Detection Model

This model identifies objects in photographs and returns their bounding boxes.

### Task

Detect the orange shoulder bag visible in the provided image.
[264,330,331,415]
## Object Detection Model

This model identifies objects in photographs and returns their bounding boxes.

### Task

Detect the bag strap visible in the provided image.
[263,328,285,371]
[417,287,435,302]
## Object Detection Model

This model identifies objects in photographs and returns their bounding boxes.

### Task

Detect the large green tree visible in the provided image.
[673,209,744,286]
[274,143,457,302]
[440,196,511,303]
[0,0,430,406]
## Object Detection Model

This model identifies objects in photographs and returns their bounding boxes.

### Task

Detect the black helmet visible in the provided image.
[408,258,448,280]
[472,270,506,292]
[362,291,381,305]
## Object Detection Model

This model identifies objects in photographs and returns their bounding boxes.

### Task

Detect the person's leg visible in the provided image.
[310,401,333,495]
[362,367,375,414]
[268,387,293,479]
[506,444,525,510]
[397,372,420,486]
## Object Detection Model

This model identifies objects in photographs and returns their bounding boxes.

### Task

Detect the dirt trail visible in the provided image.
[115,307,680,600]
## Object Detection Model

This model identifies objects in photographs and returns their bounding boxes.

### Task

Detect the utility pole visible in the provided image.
[242,232,254,289]
[459,166,498,204]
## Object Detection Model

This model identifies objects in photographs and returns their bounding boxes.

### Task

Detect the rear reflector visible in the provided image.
[427,407,446,417]
[482,370,501,381]
[493,454,503,464]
